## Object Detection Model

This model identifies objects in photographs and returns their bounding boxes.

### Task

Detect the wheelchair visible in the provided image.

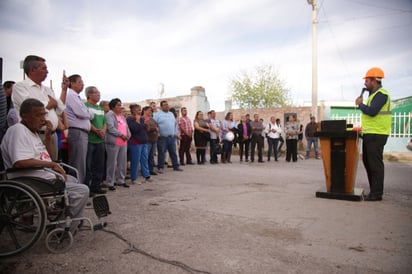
[0,163,110,257]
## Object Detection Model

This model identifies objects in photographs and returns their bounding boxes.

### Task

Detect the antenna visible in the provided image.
[158,83,164,98]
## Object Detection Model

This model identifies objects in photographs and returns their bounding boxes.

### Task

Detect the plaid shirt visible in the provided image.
[178,116,193,136]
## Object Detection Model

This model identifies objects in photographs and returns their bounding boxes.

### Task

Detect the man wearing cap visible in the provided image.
[305,116,320,159]
[355,67,392,201]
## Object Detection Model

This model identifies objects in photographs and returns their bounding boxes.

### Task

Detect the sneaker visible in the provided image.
[157,168,164,174]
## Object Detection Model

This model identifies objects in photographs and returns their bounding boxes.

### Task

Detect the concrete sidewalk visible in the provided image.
[3,155,412,273]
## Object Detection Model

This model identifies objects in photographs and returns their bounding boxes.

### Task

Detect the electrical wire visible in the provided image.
[346,0,412,13]
[101,228,212,274]
[318,1,358,94]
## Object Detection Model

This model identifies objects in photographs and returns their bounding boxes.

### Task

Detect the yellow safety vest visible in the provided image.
[362,87,392,135]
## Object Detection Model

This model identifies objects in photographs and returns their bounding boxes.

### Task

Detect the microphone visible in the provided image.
[360,87,367,97]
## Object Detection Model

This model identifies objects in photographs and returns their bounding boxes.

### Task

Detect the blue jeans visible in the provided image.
[306,137,319,157]
[147,141,156,173]
[222,140,233,153]
[85,142,105,191]
[157,136,179,170]
[129,142,150,180]
[267,137,279,161]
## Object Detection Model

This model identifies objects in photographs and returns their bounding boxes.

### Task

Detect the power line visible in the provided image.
[320,10,412,24]
[346,0,412,13]
[318,1,358,93]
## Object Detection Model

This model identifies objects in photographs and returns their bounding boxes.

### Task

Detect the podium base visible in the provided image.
[316,188,364,202]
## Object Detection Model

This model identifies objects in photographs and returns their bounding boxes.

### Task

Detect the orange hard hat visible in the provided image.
[363,67,384,79]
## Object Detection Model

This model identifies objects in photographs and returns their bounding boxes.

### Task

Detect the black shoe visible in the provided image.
[89,192,96,198]
[173,168,183,172]
[150,171,158,176]
[180,163,186,166]
[108,186,116,191]
[122,183,130,188]
[187,162,195,165]
[364,193,382,201]
[92,188,107,195]
[258,160,265,163]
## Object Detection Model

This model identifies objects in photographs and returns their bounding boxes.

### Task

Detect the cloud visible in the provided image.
[1,0,411,110]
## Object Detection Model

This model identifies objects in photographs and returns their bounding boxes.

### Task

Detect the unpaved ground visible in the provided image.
[1,155,412,274]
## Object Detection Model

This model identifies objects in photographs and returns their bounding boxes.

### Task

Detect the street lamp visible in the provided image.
[307,0,318,119]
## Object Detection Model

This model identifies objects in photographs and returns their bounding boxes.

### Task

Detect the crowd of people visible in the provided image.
[0,55,325,203]
[0,56,394,238]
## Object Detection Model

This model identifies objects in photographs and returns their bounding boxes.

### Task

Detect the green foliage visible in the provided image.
[230,64,290,109]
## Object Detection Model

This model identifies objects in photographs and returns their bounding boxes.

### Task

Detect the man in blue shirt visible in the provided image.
[154,100,182,173]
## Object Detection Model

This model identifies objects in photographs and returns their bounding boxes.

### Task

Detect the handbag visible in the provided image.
[215,143,222,155]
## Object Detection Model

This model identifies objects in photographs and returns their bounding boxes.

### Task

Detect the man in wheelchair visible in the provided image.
[0,98,89,230]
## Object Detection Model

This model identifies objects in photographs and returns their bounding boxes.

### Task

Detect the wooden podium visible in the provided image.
[315,121,364,201]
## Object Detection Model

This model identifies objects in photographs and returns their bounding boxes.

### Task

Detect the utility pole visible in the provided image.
[307,0,318,119]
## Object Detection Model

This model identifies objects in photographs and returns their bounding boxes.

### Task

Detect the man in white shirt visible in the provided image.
[207,110,221,164]
[1,98,89,224]
[264,116,282,161]
[12,55,67,161]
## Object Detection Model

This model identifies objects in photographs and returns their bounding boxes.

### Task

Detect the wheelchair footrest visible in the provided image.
[93,195,111,218]
[93,222,107,231]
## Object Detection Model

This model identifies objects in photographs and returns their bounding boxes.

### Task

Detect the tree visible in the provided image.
[230,64,290,109]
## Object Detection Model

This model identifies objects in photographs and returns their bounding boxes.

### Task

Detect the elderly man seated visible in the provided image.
[0,98,89,225]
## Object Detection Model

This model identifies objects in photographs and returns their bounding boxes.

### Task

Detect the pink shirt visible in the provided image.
[115,114,128,146]
[242,122,248,137]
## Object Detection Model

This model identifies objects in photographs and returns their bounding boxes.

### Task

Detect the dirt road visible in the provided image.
[2,156,412,273]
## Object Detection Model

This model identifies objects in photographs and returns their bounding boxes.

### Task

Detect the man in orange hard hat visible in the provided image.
[355,67,392,201]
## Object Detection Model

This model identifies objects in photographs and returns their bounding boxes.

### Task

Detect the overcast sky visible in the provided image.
[1,0,411,111]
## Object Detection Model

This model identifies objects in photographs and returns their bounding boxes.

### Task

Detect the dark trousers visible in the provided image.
[286,139,298,162]
[147,141,156,172]
[251,134,263,162]
[210,139,219,163]
[362,134,388,196]
[85,142,105,192]
[267,137,279,161]
[278,136,285,152]
[239,139,250,160]
[179,135,192,164]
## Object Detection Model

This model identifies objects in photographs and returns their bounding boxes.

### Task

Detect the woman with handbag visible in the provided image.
[193,111,209,164]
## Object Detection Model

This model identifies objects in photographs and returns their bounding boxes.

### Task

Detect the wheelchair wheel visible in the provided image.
[0,180,47,257]
[45,228,73,253]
